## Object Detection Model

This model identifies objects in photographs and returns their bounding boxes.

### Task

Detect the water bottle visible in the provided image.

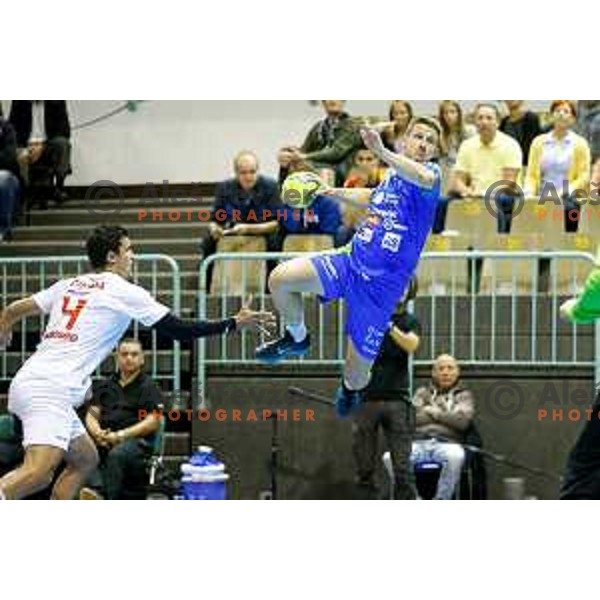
[180,446,230,500]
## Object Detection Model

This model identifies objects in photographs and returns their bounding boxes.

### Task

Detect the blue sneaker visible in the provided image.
[335,385,363,418]
[256,331,311,364]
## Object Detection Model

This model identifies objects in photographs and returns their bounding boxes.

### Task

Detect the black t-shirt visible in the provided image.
[364,310,420,402]
[91,372,162,440]
[500,111,542,166]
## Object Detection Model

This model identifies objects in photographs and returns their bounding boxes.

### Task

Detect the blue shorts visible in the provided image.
[310,250,410,361]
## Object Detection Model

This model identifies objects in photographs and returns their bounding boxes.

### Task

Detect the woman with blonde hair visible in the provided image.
[382,100,413,154]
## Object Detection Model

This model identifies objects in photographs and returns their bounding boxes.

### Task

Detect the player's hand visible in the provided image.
[209,222,224,240]
[0,317,12,350]
[360,127,386,157]
[233,295,276,332]
[560,298,577,321]
[223,224,250,236]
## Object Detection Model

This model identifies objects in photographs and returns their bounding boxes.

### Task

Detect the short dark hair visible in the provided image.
[407,116,442,139]
[474,102,501,120]
[86,225,129,270]
[118,337,143,350]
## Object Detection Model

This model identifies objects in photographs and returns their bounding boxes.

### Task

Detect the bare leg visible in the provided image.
[268,257,324,328]
[344,337,374,391]
[52,433,99,500]
[0,445,64,500]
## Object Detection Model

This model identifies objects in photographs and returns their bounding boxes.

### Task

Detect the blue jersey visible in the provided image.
[349,163,441,278]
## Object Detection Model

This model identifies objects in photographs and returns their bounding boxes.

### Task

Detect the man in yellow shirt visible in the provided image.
[449,103,522,232]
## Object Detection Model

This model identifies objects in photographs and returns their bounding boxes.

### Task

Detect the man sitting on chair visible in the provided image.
[411,354,475,499]
[80,338,162,499]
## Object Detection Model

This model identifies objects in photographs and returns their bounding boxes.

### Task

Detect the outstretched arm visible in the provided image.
[152,297,275,341]
[360,127,437,189]
[560,268,600,324]
[0,298,42,348]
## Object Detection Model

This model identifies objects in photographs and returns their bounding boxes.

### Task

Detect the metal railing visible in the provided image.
[1,254,181,389]
[197,250,600,394]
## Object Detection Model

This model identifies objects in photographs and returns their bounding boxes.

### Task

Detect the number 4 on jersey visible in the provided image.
[62,295,88,330]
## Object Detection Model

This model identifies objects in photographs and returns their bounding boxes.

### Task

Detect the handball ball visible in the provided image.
[281,171,324,209]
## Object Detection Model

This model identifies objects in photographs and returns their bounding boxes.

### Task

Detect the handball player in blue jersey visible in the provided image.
[257,118,442,416]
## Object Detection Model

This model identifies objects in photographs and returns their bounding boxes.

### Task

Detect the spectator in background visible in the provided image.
[339,148,383,238]
[269,190,350,249]
[0,115,21,242]
[449,103,522,233]
[356,279,420,500]
[278,101,362,186]
[592,156,600,198]
[81,338,162,500]
[411,354,475,500]
[9,101,71,209]
[577,100,600,162]
[382,100,413,154]
[500,101,542,166]
[199,151,280,290]
[437,101,475,198]
[343,148,386,189]
[525,100,591,233]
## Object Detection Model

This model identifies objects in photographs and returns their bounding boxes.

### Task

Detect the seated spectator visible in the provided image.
[411,354,475,500]
[9,100,71,209]
[525,100,591,233]
[382,100,413,154]
[592,156,600,199]
[435,101,476,229]
[199,151,280,290]
[277,101,362,186]
[342,148,385,234]
[354,279,420,500]
[577,100,600,162]
[500,101,542,166]
[343,148,386,189]
[80,338,162,500]
[448,103,522,233]
[270,191,351,249]
[0,115,21,242]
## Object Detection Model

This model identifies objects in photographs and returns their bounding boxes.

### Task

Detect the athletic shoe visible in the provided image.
[335,385,363,418]
[255,331,311,364]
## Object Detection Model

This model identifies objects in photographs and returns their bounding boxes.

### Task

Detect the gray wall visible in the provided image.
[2,100,550,185]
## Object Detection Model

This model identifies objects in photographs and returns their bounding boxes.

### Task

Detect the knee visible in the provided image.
[268,263,288,293]
[0,170,17,189]
[443,443,466,467]
[344,365,371,390]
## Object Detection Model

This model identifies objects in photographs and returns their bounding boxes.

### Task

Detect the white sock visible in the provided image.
[286,323,307,343]
[0,487,6,500]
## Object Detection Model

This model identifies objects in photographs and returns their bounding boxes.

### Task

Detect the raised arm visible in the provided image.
[360,127,437,189]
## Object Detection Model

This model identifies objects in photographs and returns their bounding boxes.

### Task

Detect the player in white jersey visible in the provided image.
[0,225,274,499]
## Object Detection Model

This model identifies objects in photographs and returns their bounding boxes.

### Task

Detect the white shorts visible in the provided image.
[8,374,87,452]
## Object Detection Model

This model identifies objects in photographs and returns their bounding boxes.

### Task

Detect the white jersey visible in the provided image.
[16,271,169,394]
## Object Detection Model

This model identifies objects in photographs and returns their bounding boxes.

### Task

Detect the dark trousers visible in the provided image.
[89,439,152,499]
[352,400,416,499]
[28,136,71,188]
[0,170,20,236]
[561,394,600,499]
